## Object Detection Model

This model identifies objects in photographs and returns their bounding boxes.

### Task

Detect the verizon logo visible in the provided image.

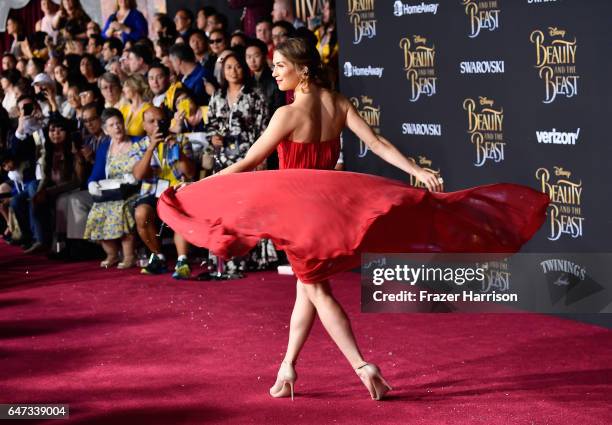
[536,128,580,145]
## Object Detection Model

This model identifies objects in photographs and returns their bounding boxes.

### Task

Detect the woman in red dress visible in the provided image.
[158,38,549,401]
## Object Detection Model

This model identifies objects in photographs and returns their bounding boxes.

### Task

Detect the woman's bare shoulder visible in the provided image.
[271,104,298,122]
[267,105,301,137]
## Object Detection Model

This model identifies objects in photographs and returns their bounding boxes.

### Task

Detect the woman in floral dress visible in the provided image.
[84,108,139,268]
[205,51,269,169]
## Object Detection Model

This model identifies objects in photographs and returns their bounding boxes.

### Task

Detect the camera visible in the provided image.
[35,91,47,102]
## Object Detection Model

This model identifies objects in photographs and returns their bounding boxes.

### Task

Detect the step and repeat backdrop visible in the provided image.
[337,0,612,253]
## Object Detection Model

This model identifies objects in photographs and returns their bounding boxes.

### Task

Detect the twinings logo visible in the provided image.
[347,0,377,44]
[540,258,587,284]
[530,27,579,103]
[408,155,440,187]
[398,35,437,102]
[479,260,510,293]
[462,96,505,167]
[461,0,501,38]
[350,95,381,158]
[535,166,584,241]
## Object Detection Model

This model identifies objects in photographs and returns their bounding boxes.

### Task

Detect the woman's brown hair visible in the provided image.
[275,37,331,89]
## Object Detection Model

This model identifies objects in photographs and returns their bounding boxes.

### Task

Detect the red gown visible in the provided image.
[158,137,549,283]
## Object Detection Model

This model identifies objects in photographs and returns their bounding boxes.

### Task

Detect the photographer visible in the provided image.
[131,106,195,278]
[7,96,45,251]
[32,73,64,119]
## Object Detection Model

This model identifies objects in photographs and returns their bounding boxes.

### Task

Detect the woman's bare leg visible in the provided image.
[283,280,317,364]
[120,233,135,261]
[300,280,366,369]
[270,280,317,397]
[100,240,119,263]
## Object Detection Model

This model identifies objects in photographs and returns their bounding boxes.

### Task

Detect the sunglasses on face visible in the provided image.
[210,38,224,44]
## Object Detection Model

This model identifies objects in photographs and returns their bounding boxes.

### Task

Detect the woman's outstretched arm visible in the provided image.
[343,96,443,192]
[217,107,290,175]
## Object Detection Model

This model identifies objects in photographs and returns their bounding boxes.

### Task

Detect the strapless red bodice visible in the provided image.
[277,138,341,170]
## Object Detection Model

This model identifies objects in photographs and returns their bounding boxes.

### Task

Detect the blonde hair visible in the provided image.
[115,0,138,12]
[123,74,152,101]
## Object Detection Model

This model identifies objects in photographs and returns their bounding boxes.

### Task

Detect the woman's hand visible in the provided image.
[415,168,444,192]
[170,110,185,134]
[187,107,203,127]
[44,88,57,112]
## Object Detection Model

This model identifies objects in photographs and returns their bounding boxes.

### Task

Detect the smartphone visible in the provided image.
[177,98,191,117]
[22,103,34,117]
[309,15,322,28]
[157,119,169,138]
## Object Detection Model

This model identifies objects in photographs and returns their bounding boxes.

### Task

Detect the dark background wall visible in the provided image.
[336,0,612,326]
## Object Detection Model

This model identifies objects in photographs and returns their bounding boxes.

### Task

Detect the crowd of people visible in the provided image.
[0,0,339,279]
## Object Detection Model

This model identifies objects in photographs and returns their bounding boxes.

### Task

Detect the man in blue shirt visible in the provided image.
[168,44,213,106]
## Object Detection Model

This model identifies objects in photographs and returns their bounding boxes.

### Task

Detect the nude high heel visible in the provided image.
[269,360,297,400]
[100,256,119,268]
[355,363,393,400]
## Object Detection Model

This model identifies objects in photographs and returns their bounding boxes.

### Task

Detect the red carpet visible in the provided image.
[0,244,610,425]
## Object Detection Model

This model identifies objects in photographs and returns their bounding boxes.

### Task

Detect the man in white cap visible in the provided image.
[31,73,63,119]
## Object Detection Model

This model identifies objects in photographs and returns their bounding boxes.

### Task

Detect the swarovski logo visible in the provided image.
[459,60,505,74]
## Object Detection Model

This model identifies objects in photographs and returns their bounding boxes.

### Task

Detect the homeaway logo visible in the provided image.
[343,62,384,78]
[536,128,580,145]
[394,1,439,16]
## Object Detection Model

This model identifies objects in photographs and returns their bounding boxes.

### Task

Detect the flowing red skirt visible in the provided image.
[157,170,550,283]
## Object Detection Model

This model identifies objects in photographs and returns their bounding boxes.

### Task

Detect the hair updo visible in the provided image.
[275,37,330,89]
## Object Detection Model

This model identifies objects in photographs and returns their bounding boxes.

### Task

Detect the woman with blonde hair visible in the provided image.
[119,74,152,137]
